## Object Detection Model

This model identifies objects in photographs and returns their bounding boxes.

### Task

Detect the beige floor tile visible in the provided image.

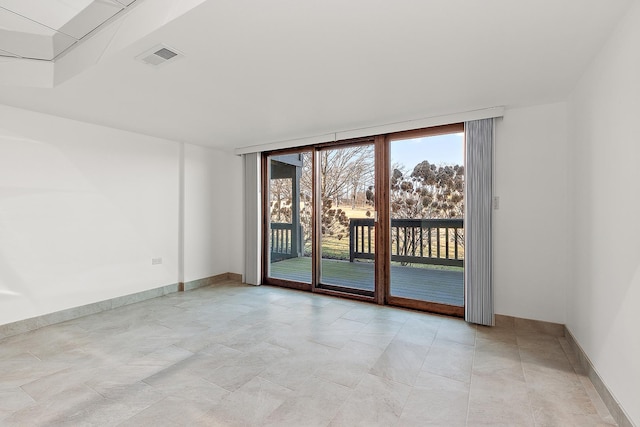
[17,325,93,361]
[84,363,172,396]
[201,376,293,426]
[528,386,603,426]
[2,384,105,426]
[243,340,291,365]
[369,337,430,386]
[329,373,411,427]
[476,322,518,345]
[302,301,355,325]
[203,352,269,392]
[128,344,194,368]
[369,306,415,323]
[258,355,320,390]
[351,318,404,349]
[0,387,35,421]
[179,345,243,377]
[212,323,275,353]
[340,305,379,324]
[141,362,229,404]
[473,340,526,382]
[118,396,214,426]
[394,317,439,347]
[421,338,474,383]
[522,357,584,396]
[0,352,68,388]
[399,372,468,427]
[268,328,340,361]
[0,283,619,426]
[314,340,384,388]
[305,317,367,349]
[435,316,477,346]
[20,364,99,401]
[75,381,165,426]
[514,317,565,337]
[467,374,535,426]
[263,376,352,426]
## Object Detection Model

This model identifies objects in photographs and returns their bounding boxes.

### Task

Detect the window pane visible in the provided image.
[267,152,312,283]
[389,133,465,306]
[319,145,375,294]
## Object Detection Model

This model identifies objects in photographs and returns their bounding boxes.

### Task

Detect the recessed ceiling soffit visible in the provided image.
[0,0,138,61]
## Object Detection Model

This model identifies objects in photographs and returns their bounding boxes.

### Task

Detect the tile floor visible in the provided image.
[0,281,616,426]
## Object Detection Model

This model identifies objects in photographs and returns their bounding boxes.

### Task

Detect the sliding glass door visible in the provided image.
[266,152,313,289]
[317,143,376,297]
[262,126,465,316]
[386,125,465,316]
[264,141,379,300]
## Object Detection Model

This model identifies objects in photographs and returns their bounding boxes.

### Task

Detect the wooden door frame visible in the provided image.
[260,124,466,317]
[384,123,465,317]
[261,148,312,291]
[374,135,389,305]
[312,139,377,302]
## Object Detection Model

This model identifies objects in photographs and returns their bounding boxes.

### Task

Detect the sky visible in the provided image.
[391,132,464,172]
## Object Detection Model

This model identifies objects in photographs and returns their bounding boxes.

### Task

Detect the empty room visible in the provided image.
[0,0,638,426]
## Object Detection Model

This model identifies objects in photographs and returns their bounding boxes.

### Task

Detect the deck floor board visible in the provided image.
[269,257,463,306]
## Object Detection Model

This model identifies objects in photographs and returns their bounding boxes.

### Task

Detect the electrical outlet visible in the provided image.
[152,257,162,265]
[493,196,500,210]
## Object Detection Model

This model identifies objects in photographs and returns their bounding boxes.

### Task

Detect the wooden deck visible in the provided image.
[269,257,463,307]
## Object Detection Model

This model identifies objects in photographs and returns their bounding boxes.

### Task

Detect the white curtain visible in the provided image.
[243,152,261,285]
[464,119,494,326]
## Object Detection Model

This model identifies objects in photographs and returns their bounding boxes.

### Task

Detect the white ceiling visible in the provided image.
[0,0,633,150]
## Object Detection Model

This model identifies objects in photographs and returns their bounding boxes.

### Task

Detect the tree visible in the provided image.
[269,178,292,223]
[390,160,464,265]
[390,160,464,219]
[320,199,349,240]
[297,146,374,254]
[300,145,374,207]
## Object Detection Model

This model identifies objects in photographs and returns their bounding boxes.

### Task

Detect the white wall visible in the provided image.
[0,105,243,327]
[184,143,243,282]
[493,103,569,324]
[0,105,178,325]
[567,1,640,424]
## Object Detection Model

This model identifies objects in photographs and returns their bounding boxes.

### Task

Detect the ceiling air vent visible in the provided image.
[136,44,184,67]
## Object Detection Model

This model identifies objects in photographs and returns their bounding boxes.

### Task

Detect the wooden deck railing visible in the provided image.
[270,222,293,261]
[270,222,304,261]
[349,218,464,267]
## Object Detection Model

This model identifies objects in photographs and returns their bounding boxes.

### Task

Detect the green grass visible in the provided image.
[321,236,352,259]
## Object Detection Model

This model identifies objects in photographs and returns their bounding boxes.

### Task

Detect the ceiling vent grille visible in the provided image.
[136,44,183,67]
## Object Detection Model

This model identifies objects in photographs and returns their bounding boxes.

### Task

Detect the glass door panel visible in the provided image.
[318,144,375,295]
[389,132,465,308]
[267,152,313,284]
